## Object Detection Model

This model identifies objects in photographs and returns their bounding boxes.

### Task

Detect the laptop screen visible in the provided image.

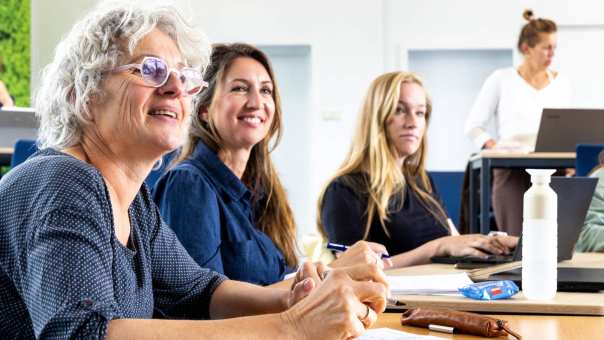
[535,108,604,152]
[512,176,598,262]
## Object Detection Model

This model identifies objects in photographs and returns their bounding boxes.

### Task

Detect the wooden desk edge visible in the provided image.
[391,297,604,316]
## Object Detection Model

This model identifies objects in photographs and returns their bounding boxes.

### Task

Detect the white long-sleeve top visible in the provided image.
[464,67,571,150]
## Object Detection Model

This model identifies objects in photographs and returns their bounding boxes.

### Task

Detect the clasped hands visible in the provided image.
[284,241,390,339]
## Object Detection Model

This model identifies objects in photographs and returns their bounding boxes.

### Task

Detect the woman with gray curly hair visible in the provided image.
[0,2,386,339]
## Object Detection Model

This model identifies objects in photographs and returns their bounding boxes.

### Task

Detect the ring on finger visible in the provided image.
[360,304,371,323]
[320,270,331,281]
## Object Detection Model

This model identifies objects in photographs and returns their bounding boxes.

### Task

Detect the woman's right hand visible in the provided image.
[330,240,393,269]
[435,234,515,258]
[282,265,388,340]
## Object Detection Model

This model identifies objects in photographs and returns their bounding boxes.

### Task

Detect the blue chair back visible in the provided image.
[145,149,178,188]
[8,138,176,189]
[10,139,38,168]
[576,144,604,177]
[429,171,464,227]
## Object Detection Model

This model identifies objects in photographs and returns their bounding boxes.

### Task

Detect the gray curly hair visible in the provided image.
[35,1,210,149]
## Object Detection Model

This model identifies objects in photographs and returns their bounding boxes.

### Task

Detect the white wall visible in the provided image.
[177,0,385,223]
[261,45,314,237]
[384,0,604,155]
[408,49,512,170]
[31,0,604,234]
[31,0,97,95]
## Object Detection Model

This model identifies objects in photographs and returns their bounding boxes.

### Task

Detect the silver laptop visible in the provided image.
[535,108,604,152]
[0,107,37,148]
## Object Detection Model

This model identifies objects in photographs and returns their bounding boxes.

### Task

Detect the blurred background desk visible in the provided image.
[375,312,604,340]
[0,147,12,166]
[468,151,576,234]
[0,107,36,173]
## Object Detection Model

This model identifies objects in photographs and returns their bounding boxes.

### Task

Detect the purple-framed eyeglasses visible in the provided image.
[112,56,208,96]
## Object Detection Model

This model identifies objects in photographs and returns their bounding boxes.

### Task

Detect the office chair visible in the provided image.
[429,171,464,226]
[576,144,604,177]
[145,149,179,189]
[10,139,38,168]
[9,138,176,189]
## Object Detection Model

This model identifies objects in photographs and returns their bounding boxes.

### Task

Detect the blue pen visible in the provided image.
[326,242,391,259]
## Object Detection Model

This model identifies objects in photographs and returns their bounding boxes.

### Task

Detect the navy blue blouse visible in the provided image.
[321,173,450,256]
[0,149,226,339]
[153,141,293,286]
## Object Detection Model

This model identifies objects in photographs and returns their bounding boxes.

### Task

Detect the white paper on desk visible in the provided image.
[387,272,473,295]
[359,328,444,340]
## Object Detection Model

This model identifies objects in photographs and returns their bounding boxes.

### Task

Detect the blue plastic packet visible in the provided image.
[458,280,519,300]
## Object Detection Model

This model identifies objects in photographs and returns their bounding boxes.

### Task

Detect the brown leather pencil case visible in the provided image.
[400,307,521,339]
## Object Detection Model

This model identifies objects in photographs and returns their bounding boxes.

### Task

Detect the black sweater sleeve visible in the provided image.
[320,178,368,245]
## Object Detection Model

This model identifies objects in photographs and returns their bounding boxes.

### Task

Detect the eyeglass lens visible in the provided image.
[142,58,168,86]
[141,57,202,95]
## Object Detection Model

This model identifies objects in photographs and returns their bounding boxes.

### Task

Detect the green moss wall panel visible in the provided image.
[0,0,31,107]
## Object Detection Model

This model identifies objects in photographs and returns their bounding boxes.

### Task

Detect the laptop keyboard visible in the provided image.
[459,254,513,263]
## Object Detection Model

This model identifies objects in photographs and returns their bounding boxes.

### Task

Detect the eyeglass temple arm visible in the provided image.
[112,63,141,73]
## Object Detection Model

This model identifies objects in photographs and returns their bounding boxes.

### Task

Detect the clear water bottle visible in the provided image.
[522,169,558,300]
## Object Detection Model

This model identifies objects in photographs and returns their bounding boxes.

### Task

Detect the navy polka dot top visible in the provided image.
[0,149,227,339]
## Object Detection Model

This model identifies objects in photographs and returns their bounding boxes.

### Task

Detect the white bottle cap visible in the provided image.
[524,169,557,219]
[526,169,556,184]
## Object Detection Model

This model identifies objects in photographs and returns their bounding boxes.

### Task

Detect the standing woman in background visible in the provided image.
[464,9,570,236]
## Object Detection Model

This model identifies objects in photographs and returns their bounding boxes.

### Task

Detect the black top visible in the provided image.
[321,172,450,256]
[0,149,226,339]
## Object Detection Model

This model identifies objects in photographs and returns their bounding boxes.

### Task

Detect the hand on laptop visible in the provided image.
[490,234,518,250]
[434,234,518,258]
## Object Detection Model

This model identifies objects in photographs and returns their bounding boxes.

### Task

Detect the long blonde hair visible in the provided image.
[318,71,449,240]
[178,43,297,267]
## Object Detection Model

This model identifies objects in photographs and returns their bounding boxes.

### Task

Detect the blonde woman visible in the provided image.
[318,72,517,268]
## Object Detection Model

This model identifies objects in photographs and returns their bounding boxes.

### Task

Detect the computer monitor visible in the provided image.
[0,107,37,148]
[535,108,604,152]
